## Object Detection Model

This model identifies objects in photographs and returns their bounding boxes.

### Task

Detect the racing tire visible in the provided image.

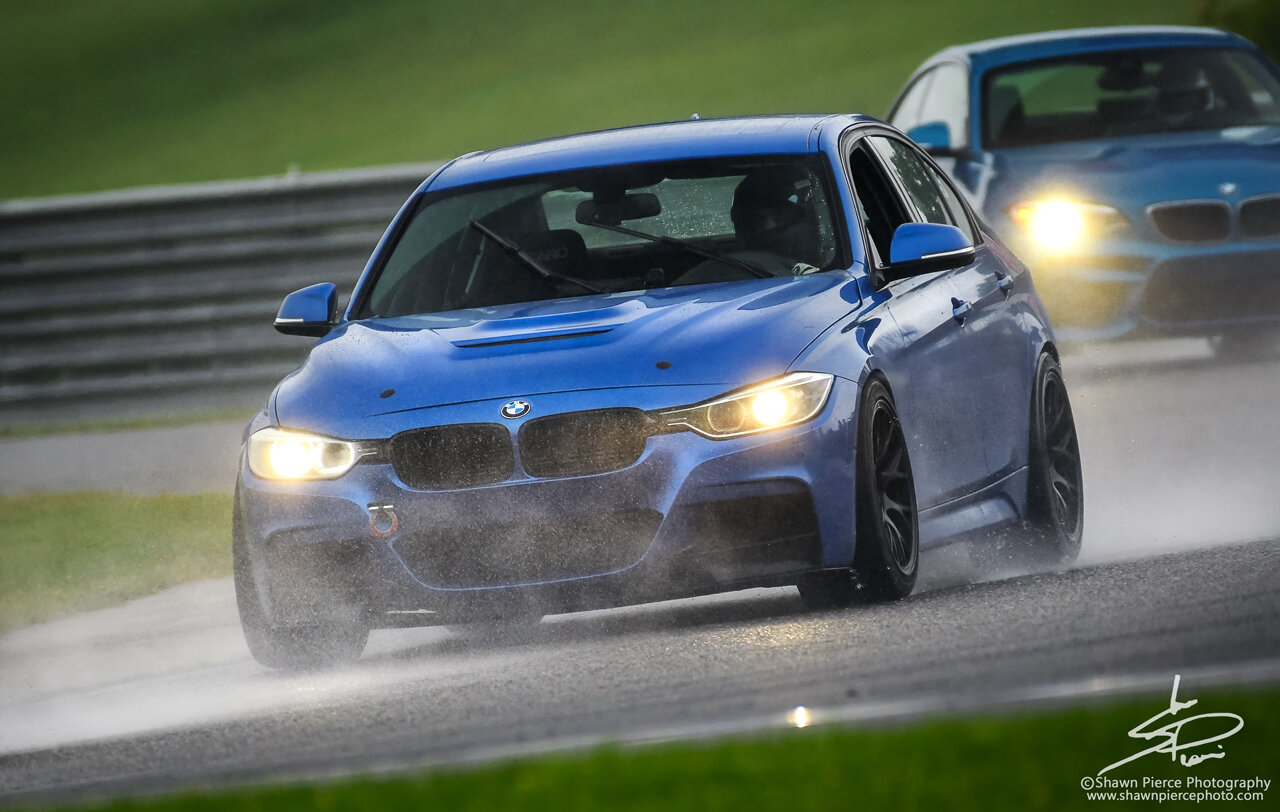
[799,377,919,608]
[232,497,368,671]
[1022,352,1084,567]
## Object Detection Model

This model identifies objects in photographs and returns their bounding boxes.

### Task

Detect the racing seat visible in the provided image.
[471,229,592,306]
[517,229,590,279]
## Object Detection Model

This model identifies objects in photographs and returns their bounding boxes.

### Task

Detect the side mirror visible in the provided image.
[883,223,975,283]
[275,282,337,337]
[905,121,967,159]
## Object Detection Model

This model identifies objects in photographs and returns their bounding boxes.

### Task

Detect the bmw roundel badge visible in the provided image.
[501,400,531,419]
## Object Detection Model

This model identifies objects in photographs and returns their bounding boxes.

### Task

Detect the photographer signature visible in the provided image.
[1099,675,1244,776]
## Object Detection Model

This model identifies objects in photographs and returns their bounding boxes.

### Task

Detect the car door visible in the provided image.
[845,137,977,510]
[921,150,1030,480]
[868,134,1029,487]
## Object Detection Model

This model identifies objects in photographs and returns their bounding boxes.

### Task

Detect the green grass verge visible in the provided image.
[38,687,1280,810]
[0,0,1193,199]
[0,492,232,632]
[0,408,256,440]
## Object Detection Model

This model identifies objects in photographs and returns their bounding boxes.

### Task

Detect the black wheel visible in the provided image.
[1023,353,1083,566]
[232,493,368,670]
[799,378,918,608]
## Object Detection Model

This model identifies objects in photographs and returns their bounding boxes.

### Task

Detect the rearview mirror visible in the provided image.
[275,282,337,337]
[575,192,661,226]
[882,223,975,284]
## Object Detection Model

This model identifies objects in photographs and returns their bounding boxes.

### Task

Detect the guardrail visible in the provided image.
[0,163,441,425]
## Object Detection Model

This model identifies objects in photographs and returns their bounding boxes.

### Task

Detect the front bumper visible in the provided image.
[237,378,859,625]
[1013,234,1280,341]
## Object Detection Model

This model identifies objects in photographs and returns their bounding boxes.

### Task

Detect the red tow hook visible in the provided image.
[368,504,398,537]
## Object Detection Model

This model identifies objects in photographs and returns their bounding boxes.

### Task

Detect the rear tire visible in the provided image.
[232,495,368,670]
[799,378,918,608]
[1022,353,1083,567]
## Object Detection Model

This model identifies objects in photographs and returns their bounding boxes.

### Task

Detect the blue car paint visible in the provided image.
[421,117,832,191]
[273,275,864,437]
[887,223,971,263]
[891,26,1280,340]
[241,114,1055,627]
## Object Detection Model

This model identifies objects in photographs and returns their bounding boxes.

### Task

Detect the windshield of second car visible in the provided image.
[983,47,1280,149]
[355,156,842,319]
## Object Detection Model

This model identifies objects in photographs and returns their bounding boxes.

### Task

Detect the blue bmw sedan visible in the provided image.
[889,27,1280,350]
[235,115,1081,668]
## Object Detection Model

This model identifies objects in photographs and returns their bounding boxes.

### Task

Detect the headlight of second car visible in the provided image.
[1007,199,1127,254]
[659,372,834,439]
[247,427,360,481]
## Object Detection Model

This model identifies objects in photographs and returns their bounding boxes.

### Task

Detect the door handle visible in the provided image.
[995,272,1014,296]
[951,297,972,324]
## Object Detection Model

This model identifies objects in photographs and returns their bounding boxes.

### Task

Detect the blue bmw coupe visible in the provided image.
[889,27,1280,350]
[235,115,1082,668]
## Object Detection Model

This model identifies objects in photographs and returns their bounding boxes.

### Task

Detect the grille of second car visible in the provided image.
[518,408,651,477]
[1149,201,1231,242]
[1241,197,1280,238]
[389,423,513,490]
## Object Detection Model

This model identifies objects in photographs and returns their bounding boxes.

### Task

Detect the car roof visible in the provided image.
[424,114,874,190]
[920,25,1251,74]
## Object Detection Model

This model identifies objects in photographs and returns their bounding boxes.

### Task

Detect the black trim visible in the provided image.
[881,246,978,284]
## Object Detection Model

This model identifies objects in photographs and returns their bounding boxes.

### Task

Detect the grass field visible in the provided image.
[0,0,1193,200]
[0,407,256,440]
[0,492,232,631]
[41,687,1280,811]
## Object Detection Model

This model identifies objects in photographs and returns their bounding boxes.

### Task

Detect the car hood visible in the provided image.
[273,275,861,435]
[984,126,1280,214]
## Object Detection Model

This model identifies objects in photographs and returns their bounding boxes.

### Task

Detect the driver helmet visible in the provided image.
[1154,61,1215,123]
[730,169,813,258]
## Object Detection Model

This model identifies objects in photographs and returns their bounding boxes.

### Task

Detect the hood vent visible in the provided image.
[450,328,610,349]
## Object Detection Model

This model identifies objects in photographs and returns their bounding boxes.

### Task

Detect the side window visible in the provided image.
[924,163,977,244]
[846,140,912,268]
[869,136,955,227]
[918,63,969,147]
[888,71,935,133]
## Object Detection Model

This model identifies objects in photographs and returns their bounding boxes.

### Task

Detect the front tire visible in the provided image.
[799,377,918,608]
[232,496,368,670]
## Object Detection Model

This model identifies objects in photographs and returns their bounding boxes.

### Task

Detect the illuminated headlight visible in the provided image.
[1008,200,1126,254]
[247,427,359,481]
[660,372,834,439]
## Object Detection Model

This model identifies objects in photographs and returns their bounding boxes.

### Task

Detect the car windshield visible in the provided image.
[355,156,843,319]
[982,47,1280,149]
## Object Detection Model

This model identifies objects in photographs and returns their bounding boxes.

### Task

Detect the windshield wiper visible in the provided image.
[578,218,774,280]
[468,220,605,294]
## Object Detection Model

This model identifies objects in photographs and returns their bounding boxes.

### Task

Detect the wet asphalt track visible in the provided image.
[2,342,1279,803]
